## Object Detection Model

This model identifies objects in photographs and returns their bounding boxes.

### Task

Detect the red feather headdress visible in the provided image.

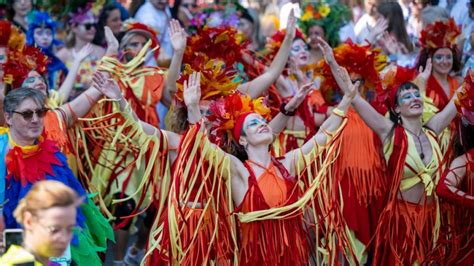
[176,26,249,103]
[320,40,388,99]
[419,18,460,50]
[206,92,271,146]
[4,45,49,89]
[0,20,25,50]
[372,66,418,114]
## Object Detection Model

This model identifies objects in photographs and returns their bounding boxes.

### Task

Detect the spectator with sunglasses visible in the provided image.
[0,88,114,265]
[57,4,106,100]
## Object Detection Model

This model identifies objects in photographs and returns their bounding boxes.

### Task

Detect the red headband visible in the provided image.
[233,112,252,143]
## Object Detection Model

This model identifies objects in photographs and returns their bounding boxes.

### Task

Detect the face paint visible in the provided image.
[244,117,267,130]
[290,42,309,56]
[433,54,453,63]
[398,90,421,105]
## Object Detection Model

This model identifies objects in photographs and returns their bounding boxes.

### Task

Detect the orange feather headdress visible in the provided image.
[419,18,460,51]
[4,45,49,89]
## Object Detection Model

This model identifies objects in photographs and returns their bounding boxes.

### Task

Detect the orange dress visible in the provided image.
[236,159,309,266]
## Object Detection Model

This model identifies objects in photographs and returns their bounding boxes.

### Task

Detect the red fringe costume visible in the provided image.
[436,149,474,265]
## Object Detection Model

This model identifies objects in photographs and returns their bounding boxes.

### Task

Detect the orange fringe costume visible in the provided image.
[300,41,389,265]
[144,92,348,265]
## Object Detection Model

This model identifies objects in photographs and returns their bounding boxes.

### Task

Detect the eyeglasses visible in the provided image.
[82,23,95,31]
[37,220,80,236]
[12,108,49,121]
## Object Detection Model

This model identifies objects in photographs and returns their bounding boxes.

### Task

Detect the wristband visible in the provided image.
[280,103,297,116]
[332,108,346,118]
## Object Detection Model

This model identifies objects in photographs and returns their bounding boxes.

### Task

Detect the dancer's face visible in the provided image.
[106,9,123,36]
[290,39,310,67]
[395,87,423,118]
[431,48,453,76]
[308,25,325,49]
[13,0,32,17]
[123,34,148,62]
[22,71,48,95]
[240,114,273,147]
[238,18,254,40]
[34,27,53,48]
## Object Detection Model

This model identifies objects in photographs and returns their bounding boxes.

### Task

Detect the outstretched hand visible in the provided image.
[183,72,201,108]
[317,36,336,65]
[105,26,119,55]
[169,19,187,53]
[285,81,314,111]
[73,43,93,62]
[285,9,296,41]
[92,71,121,100]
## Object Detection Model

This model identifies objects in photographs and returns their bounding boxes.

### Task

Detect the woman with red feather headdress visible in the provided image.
[416,18,463,158]
[343,46,465,264]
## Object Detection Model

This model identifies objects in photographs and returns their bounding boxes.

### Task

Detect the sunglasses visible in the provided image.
[82,23,96,31]
[12,108,49,121]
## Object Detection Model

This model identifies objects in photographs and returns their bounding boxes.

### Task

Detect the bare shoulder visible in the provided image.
[56,47,71,63]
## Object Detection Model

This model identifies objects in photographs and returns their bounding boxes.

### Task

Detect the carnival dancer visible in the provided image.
[436,73,474,265]
[0,88,114,265]
[89,19,186,264]
[26,11,94,102]
[342,55,463,264]
[159,65,356,265]
[416,18,463,157]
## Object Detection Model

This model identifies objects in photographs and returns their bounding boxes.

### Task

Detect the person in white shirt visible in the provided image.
[134,0,173,62]
[354,0,381,43]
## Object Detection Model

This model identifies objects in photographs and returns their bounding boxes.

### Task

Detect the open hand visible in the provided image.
[317,36,336,65]
[285,82,314,111]
[73,43,93,62]
[183,72,201,108]
[169,19,187,52]
[105,26,119,54]
[92,71,121,100]
[285,9,296,41]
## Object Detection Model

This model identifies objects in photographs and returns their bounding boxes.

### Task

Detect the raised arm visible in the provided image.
[269,82,313,134]
[162,19,186,108]
[237,9,296,98]
[56,44,94,103]
[425,87,461,135]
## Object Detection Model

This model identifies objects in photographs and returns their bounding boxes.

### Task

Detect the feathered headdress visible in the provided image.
[207,92,271,146]
[0,20,25,51]
[260,28,306,62]
[184,26,247,68]
[320,40,388,101]
[189,3,240,30]
[176,58,240,102]
[372,65,418,114]
[121,19,160,60]
[175,26,248,103]
[26,11,62,48]
[67,0,104,25]
[4,45,49,89]
[298,2,351,47]
[419,18,460,51]
[456,71,474,124]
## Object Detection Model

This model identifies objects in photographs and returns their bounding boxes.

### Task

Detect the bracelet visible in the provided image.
[280,103,297,116]
[332,108,346,118]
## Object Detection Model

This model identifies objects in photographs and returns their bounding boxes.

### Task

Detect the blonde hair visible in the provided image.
[14,180,80,224]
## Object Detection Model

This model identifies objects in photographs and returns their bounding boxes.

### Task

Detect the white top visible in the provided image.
[354,13,376,44]
[279,2,301,29]
[134,1,173,58]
